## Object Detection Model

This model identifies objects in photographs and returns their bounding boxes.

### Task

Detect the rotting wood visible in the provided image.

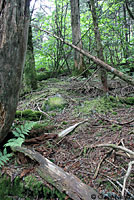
[11,146,102,200]
[33,26,134,86]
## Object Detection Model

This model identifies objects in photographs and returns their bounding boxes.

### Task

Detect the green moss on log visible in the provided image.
[0,175,69,200]
[15,109,46,121]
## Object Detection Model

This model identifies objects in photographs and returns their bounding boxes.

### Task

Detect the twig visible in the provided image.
[94,143,134,156]
[95,112,134,125]
[37,104,53,119]
[120,138,130,158]
[93,149,113,179]
[122,160,134,198]
[102,175,134,199]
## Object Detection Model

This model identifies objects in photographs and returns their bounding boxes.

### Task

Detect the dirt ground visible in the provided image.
[5,76,134,199]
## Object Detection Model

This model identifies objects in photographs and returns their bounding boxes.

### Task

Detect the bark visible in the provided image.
[12,146,101,200]
[70,0,85,73]
[24,22,37,90]
[0,1,30,142]
[123,4,129,61]
[38,28,134,86]
[125,0,134,20]
[90,0,108,92]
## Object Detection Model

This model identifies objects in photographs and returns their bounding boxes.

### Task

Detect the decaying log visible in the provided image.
[11,146,101,200]
[34,26,134,86]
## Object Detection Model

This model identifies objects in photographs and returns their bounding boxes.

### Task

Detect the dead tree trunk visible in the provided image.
[12,146,101,200]
[0,1,30,142]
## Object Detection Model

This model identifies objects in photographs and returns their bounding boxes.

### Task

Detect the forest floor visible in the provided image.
[2,75,134,200]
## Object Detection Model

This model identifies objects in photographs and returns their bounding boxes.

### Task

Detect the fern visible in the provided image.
[0,148,12,168]
[5,122,35,148]
[0,122,35,168]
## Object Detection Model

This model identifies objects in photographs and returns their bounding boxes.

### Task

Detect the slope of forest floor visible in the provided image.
[2,75,134,200]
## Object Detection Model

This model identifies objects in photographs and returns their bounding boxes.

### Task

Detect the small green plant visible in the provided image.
[0,148,12,168]
[0,122,35,168]
[5,122,35,148]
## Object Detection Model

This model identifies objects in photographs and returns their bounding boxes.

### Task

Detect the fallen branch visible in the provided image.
[93,143,134,199]
[122,160,134,199]
[94,143,134,156]
[33,26,134,86]
[93,149,113,179]
[94,112,134,126]
[37,104,53,119]
[11,146,100,200]
[58,119,88,137]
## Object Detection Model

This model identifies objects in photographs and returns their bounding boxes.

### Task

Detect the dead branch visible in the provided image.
[122,160,134,198]
[33,26,134,86]
[93,149,113,179]
[37,103,53,119]
[94,143,134,156]
[11,146,100,200]
[94,112,134,126]
[58,119,88,137]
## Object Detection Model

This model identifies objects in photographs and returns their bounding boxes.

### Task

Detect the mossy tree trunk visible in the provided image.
[90,0,108,92]
[70,0,85,74]
[24,21,37,90]
[0,0,30,142]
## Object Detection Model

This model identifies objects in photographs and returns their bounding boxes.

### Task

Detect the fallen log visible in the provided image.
[34,26,134,86]
[11,146,101,200]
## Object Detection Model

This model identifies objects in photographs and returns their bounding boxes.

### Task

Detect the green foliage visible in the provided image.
[0,122,35,168]
[5,122,35,148]
[15,109,46,121]
[0,149,12,168]
[119,97,134,105]
[0,175,70,200]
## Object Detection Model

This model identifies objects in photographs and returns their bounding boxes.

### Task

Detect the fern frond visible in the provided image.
[4,138,24,147]
[0,149,12,168]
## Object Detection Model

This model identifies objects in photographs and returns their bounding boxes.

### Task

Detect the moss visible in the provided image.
[33,122,49,130]
[0,175,70,200]
[15,109,46,121]
[42,95,67,111]
[77,96,122,114]
[119,97,134,105]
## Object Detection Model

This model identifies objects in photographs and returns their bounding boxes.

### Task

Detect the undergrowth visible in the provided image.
[0,122,35,168]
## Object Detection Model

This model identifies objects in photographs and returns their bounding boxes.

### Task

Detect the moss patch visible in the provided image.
[77,96,123,114]
[15,109,46,121]
[0,175,69,200]
[119,97,134,105]
[42,95,67,111]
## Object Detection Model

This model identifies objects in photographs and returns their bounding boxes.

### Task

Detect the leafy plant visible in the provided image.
[0,148,12,168]
[5,122,35,148]
[0,122,35,168]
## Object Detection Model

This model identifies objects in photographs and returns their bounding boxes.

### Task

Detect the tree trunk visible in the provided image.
[0,1,30,142]
[70,0,85,73]
[24,22,37,90]
[90,0,108,92]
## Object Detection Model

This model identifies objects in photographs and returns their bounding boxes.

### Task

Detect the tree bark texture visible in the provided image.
[12,146,101,200]
[24,22,37,90]
[0,0,30,142]
[90,0,108,92]
[70,0,85,73]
